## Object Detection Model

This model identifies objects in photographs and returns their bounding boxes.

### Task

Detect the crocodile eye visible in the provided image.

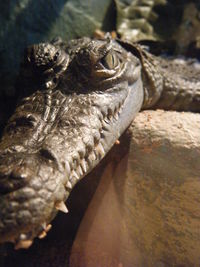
[101,51,119,69]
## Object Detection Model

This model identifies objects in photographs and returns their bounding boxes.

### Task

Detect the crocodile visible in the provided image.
[0,35,200,249]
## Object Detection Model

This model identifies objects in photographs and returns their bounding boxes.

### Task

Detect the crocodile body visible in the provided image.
[0,35,199,249]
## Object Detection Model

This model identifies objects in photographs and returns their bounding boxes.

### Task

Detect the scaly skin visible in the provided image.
[117,39,200,110]
[0,35,199,249]
[0,36,143,248]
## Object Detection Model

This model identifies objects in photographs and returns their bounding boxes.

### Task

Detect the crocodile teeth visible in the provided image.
[15,239,33,250]
[45,224,52,232]
[78,165,83,176]
[71,170,79,180]
[96,143,105,157]
[66,181,72,189]
[38,231,47,239]
[41,223,52,237]
[42,222,47,230]
[15,234,33,250]
[80,158,87,173]
[55,201,68,213]
[89,151,96,161]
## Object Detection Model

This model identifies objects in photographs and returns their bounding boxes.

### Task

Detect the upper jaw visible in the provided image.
[0,37,143,247]
[0,86,130,247]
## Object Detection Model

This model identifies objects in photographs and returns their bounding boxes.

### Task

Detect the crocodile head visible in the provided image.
[0,36,143,248]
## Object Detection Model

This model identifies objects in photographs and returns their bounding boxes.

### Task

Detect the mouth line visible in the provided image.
[0,35,145,249]
[61,92,126,191]
[0,89,127,248]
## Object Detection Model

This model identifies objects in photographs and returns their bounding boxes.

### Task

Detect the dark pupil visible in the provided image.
[101,51,118,69]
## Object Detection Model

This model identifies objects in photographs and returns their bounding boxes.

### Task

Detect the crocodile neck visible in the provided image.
[117,39,200,111]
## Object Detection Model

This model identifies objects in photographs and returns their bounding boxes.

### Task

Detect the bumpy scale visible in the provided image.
[0,35,200,248]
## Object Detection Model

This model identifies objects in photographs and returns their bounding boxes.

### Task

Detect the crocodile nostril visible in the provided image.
[0,168,29,195]
[39,148,57,162]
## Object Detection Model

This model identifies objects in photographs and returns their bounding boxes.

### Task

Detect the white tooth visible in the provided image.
[96,143,105,157]
[38,231,47,239]
[89,151,96,161]
[78,165,83,176]
[55,201,68,213]
[45,224,52,232]
[81,159,87,173]
[72,170,79,180]
[66,181,72,189]
[15,239,33,250]
[42,222,47,230]
[65,161,71,174]
[40,223,52,235]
